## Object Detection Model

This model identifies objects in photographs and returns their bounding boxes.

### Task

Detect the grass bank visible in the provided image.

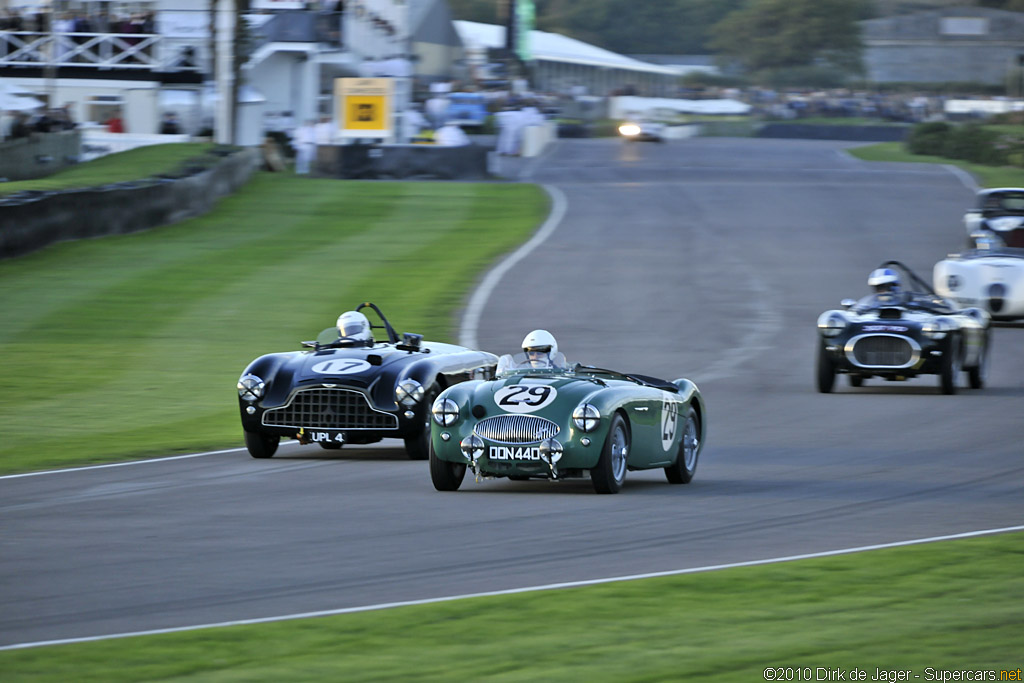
[0,143,217,195]
[2,531,1021,681]
[0,170,547,474]
[848,142,1024,187]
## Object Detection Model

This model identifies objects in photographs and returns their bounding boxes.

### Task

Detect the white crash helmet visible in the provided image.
[521,329,557,368]
[337,310,373,343]
[522,329,557,355]
[868,267,900,293]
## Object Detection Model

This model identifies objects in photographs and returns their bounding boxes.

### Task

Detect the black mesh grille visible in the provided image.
[851,336,914,367]
[262,388,397,430]
[474,415,560,444]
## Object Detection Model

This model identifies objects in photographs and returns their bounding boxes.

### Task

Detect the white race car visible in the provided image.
[933,188,1024,322]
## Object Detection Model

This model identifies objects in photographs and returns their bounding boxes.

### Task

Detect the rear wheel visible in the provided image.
[244,431,279,459]
[816,340,836,393]
[591,413,629,494]
[665,407,700,484]
[940,337,961,395]
[429,440,465,491]
[403,386,438,460]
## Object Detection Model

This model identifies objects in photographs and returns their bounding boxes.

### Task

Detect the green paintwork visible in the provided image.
[431,364,706,481]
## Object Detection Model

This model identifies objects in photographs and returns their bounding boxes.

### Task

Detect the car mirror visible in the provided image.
[840,299,856,309]
[396,332,425,352]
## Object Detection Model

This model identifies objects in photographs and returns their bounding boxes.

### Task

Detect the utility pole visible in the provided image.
[214,0,236,144]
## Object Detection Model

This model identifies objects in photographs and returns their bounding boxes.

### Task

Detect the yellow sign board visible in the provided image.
[336,78,393,138]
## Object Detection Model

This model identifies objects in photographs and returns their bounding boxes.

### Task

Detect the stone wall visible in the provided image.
[0,130,83,182]
[0,147,259,260]
[314,143,491,180]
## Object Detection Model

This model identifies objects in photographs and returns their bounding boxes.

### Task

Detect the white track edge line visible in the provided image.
[458,184,567,350]
[2,524,1022,651]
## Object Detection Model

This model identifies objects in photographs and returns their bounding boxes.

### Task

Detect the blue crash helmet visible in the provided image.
[868,267,900,293]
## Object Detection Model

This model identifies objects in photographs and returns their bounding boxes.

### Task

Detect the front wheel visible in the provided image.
[429,440,465,491]
[591,413,629,494]
[244,431,279,459]
[816,340,836,393]
[403,386,438,460]
[939,337,961,395]
[665,406,700,484]
[968,333,989,390]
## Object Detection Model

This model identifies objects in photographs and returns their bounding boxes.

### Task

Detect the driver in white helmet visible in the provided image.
[868,267,901,294]
[858,267,903,309]
[495,329,567,373]
[336,310,374,346]
[521,329,561,369]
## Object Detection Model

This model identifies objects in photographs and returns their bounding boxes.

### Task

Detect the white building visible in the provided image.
[0,0,463,143]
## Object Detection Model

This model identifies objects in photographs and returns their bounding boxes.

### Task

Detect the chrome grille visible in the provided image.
[848,335,916,368]
[262,388,397,430]
[474,414,560,444]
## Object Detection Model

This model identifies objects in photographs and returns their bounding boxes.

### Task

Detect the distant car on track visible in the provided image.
[816,261,990,394]
[237,303,498,460]
[933,188,1024,322]
[618,119,666,142]
[428,331,706,494]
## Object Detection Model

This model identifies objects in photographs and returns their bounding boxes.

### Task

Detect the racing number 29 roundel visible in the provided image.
[493,384,558,413]
[661,400,678,451]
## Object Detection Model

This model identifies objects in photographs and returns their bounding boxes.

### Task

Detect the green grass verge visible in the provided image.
[0,172,547,474]
[2,531,1021,681]
[0,143,218,195]
[848,142,1024,187]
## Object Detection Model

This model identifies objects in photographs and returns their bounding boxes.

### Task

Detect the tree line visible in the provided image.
[448,0,1024,81]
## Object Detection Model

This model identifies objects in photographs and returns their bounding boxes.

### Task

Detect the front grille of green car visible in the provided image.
[474,415,559,444]
[262,387,397,430]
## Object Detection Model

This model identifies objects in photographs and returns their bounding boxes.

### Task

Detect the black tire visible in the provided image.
[429,439,465,491]
[591,413,629,494]
[665,406,700,485]
[940,337,961,395]
[816,339,836,393]
[403,386,438,461]
[849,374,864,388]
[968,333,989,390]
[244,431,279,459]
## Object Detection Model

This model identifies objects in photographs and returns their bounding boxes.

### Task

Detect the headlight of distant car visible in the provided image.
[922,317,953,339]
[987,216,1024,232]
[432,397,459,426]
[237,374,265,402]
[395,379,424,406]
[572,403,600,432]
[817,311,848,338]
[618,123,641,137]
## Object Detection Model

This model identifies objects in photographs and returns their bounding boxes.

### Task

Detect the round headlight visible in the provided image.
[817,311,848,338]
[619,123,640,136]
[396,379,424,407]
[538,438,563,465]
[460,434,484,462]
[922,318,951,340]
[432,397,459,426]
[237,374,265,402]
[572,403,600,432]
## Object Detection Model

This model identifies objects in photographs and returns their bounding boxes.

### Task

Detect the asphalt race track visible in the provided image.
[2,138,1022,648]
